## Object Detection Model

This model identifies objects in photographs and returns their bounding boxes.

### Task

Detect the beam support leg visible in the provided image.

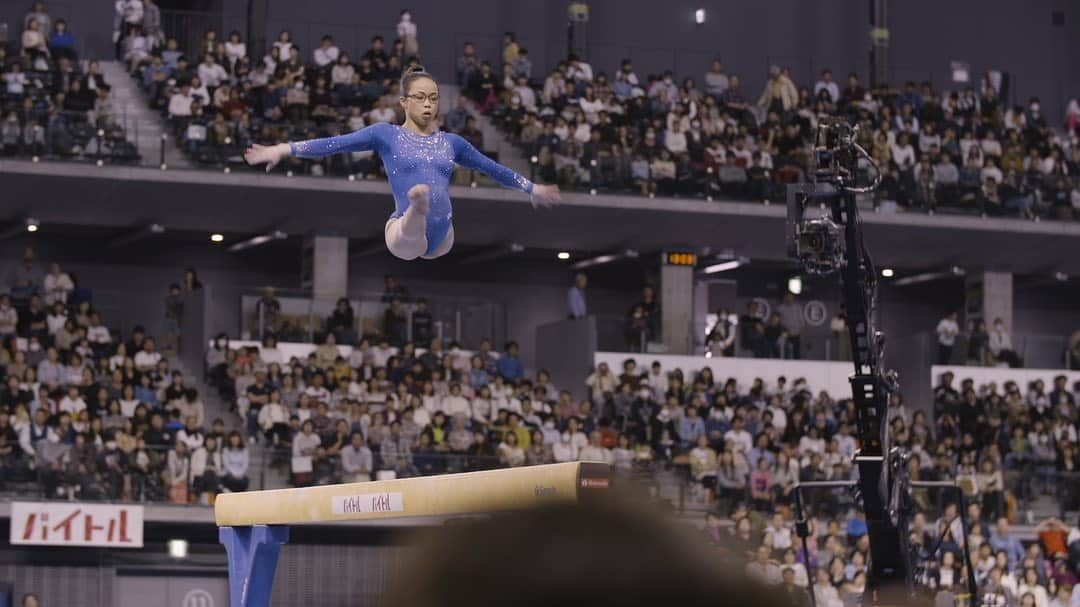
[219,524,289,607]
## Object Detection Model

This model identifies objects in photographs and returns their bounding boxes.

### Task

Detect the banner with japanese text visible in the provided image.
[10,502,144,548]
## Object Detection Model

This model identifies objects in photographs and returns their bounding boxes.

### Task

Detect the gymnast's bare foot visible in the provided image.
[407,184,430,215]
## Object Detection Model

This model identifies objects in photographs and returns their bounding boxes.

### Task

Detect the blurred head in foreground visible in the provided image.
[384,498,786,607]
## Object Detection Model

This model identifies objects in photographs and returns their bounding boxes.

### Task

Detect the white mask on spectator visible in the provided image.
[1030,103,1040,113]
[28,342,41,352]
[295,81,304,90]
[106,441,117,450]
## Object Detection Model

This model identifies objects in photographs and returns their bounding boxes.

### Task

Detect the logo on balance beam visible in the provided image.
[332,492,405,515]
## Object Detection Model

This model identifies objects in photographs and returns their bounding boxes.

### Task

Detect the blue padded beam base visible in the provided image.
[219,525,290,607]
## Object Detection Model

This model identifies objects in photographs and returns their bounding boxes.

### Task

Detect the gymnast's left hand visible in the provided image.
[530,184,562,209]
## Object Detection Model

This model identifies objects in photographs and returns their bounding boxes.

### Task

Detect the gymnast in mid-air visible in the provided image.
[243,66,561,260]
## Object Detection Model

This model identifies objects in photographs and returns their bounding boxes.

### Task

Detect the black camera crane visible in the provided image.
[786,118,977,606]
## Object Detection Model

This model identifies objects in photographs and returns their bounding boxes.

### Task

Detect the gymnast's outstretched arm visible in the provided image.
[243,123,391,172]
[448,133,562,208]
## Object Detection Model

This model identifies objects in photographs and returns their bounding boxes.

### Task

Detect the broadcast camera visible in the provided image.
[786,117,880,277]
[783,116,980,606]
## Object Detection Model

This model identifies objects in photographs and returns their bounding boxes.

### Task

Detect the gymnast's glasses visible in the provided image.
[406,93,439,104]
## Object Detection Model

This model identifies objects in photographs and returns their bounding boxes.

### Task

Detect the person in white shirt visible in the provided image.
[46,301,67,336]
[981,158,1003,185]
[813,69,840,103]
[440,383,471,418]
[890,133,916,172]
[259,335,284,366]
[59,385,87,415]
[331,54,355,87]
[988,318,1022,367]
[0,295,16,337]
[188,76,210,105]
[134,337,162,370]
[340,431,373,481]
[396,10,418,57]
[935,311,960,364]
[564,417,588,452]
[168,82,195,117]
[224,31,247,70]
[292,420,320,459]
[765,513,793,551]
[566,54,593,83]
[86,313,111,346]
[471,386,494,425]
[578,431,614,464]
[271,30,293,62]
[723,416,753,454]
[197,54,227,89]
[42,263,74,305]
[177,415,205,451]
[257,393,289,438]
[123,26,152,71]
[313,35,339,68]
[552,431,577,462]
[513,76,536,112]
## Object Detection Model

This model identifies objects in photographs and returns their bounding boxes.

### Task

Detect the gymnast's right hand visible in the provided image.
[243,143,291,172]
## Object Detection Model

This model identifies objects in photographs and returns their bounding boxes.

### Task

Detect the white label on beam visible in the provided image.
[331,492,405,515]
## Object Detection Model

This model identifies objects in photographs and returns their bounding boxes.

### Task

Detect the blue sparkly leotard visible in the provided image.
[290,122,534,256]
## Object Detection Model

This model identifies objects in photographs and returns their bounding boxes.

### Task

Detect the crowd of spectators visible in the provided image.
[205,296,1080,607]
[936,311,1032,368]
[128,15,480,177]
[461,38,1080,220]
[1,2,138,161]
[0,249,243,504]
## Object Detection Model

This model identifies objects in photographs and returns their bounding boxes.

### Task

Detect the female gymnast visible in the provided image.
[243,66,561,260]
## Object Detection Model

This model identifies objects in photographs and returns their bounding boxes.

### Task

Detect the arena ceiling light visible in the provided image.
[881,268,894,278]
[0,217,39,240]
[695,8,706,24]
[227,230,288,253]
[108,223,165,248]
[787,276,803,295]
[210,233,225,243]
[557,251,571,260]
[891,266,965,287]
[702,257,749,274]
[569,249,639,270]
[459,242,525,265]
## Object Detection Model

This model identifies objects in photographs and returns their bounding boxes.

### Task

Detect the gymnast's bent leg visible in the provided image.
[385,184,431,260]
[421,224,454,260]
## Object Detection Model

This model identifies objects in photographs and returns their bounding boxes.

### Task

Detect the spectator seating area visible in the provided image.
[475,48,1080,221]
[202,318,1080,605]
[130,24,465,177]
[0,249,241,504]
[106,18,1079,221]
[0,3,140,162]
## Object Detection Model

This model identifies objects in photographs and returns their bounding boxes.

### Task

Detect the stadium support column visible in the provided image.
[965,270,1013,329]
[247,0,269,61]
[660,264,693,355]
[567,2,589,60]
[302,234,348,301]
[869,0,889,87]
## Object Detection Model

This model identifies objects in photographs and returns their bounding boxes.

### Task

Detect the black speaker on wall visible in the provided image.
[1051,10,1065,26]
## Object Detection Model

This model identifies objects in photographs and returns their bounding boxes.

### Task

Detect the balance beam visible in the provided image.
[216,461,610,607]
